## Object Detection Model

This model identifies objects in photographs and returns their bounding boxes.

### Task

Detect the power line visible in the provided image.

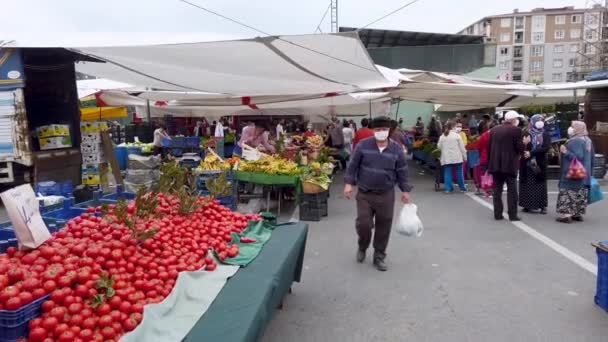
[358,0,422,30]
[176,0,378,73]
[315,2,332,33]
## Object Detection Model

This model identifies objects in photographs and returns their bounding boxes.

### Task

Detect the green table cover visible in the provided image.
[184,222,308,342]
[221,220,275,266]
[233,171,302,194]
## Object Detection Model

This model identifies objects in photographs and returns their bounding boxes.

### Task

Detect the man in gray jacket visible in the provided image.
[344,116,413,271]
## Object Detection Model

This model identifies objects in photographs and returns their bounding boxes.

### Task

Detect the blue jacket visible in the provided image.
[559,137,594,190]
[345,137,412,193]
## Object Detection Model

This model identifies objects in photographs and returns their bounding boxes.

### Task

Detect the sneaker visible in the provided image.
[460,188,468,193]
[556,217,573,224]
[509,216,522,222]
[572,215,584,222]
[373,258,388,271]
[356,250,366,263]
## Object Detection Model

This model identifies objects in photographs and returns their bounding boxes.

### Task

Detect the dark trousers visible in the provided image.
[492,172,518,219]
[355,190,395,259]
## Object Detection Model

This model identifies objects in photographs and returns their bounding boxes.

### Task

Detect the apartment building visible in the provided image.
[460,6,608,83]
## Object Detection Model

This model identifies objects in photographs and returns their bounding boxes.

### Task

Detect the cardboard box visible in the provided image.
[82,152,106,164]
[38,136,72,150]
[81,173,108,185]
[81,133,101,143]
[80,121,109,134]
[37,124,70,138]
[81,163,108,175]
[81,142,102,154]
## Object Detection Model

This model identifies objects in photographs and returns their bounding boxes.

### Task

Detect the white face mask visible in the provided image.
[374,130,389,141]
[455,127,462,133]
[534,121,545,129]
[567,127,575,137]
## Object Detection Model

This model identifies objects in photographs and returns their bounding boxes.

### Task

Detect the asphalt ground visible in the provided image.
[262,164,608,342]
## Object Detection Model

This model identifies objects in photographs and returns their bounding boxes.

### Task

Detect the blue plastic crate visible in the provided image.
[101,188,136,202]
[179,159,199,169]
[0,294,50,341]
[72,198,116,209]
[170,148,183,157]
[42,207,89,221]
[171,136,186,148]
[595,242,608,312]
[114,146,128,170]
[127,146,142,156]
[185,137,200,148]
[35,181,73,196]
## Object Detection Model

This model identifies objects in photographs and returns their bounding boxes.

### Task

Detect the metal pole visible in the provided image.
[394,99,401,120]
[369,100,372,119]
[145,87,152,122]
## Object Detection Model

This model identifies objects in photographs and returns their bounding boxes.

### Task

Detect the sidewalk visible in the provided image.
[262,164,608,342]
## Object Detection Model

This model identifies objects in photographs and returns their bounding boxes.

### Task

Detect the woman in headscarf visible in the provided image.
[556,121,595,223]
[519,114,550,214]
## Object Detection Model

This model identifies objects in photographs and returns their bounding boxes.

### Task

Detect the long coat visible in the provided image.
[519,131,550,180]
[487,124,525,176]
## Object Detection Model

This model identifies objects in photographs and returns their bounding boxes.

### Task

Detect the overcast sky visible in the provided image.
[1,0,590,44]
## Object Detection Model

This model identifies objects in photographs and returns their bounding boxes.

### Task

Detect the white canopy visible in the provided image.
[69,32,396,96]
[77,78,133,99]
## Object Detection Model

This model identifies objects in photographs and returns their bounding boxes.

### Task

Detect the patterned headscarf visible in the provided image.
[570,121,592,151]
[528,114,544,151]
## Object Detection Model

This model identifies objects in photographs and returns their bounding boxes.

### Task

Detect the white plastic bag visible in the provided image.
[396,203,424,237]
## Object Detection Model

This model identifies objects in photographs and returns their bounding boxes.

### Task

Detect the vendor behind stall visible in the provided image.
[153,123,170,156]
[236,121,276,155]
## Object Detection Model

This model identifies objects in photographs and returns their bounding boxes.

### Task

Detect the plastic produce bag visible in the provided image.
[481,171,494,190]
[589,177,604,205]
[566,157,587,180]
[128,154,161,170]
[396,204,424,237]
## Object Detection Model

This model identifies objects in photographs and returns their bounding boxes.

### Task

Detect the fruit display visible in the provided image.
[237,155,302,176]
[305,134,323,147]
[301,163,331,190]
[0,193,261,341]
[195,154,231,173]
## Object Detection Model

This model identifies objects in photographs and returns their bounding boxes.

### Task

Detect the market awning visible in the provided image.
[68,32,396,96]
[80,106,127,121]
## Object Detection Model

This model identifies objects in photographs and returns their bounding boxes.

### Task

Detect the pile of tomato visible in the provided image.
[0,193,260,342]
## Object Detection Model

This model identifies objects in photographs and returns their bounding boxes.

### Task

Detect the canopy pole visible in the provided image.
[369,100,372,120]
[394,99,401,120]
[145,87,152,122]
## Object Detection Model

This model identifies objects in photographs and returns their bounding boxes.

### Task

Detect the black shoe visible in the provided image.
[572,216,584,222]
[495,216,504,221]
[509,216,522,222]
[556,217,573,224]
[373,258,388,271]
[522,208,531,213]
[356,250,366,263]
[540,208,547,215]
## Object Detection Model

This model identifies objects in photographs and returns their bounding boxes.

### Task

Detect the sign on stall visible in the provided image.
[0,184,51,249]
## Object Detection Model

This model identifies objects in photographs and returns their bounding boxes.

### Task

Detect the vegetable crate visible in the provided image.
[594,241,608,312]
[298,191,328,221]
[34,181,73,197]
[196,171,232,192]
[0,295,50,342]
[0,218,64,253]
[184,137,200,148]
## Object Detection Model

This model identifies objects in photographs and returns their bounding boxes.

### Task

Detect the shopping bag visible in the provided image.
[481,171,494,190]
[396,204,424,237]
[589,177,604,205]
[0,184,51,249]
[566,157,587,180]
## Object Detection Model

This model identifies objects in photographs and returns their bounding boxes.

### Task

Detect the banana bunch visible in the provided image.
[306,135,323,147]
[197,155,230,172]
[238,155,302,176]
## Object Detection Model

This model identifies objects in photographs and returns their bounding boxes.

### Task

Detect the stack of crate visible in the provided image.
[80,121,110,187]
[36,124,72,151]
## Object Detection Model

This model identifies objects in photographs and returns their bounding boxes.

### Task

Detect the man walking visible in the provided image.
[487,111,530,221]
[344,116,413,271]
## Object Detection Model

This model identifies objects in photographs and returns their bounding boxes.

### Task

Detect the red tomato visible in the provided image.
[54,323,69,338]
[41,300,56,312]
[68,302,83,314]
[50,306,67,321]
[98,315,113,328]
[32,288,47,299]
[18,291,33,305]
[5,297,22,310]
[0,286,19,304]
[101,326,115,339]
[118,301,132,314]
[58,330,76,342]
[108,296,122,309]
[43,280,57,293]
[29,327,48,342]
[96,303,111,316]
[29,317,43,330]
[81,317,97,330]
[131,303,144,314]
[42,316,59,332]
[110,310,122,321]
[7,267,24,283]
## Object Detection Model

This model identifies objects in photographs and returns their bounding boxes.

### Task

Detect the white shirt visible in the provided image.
[214,122,224,138]
[153,128,168,147]
[276,124,284,138]
[342,127,354,144]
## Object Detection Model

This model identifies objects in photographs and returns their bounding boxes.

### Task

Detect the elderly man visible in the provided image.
[487,111,530,221]
[344,116,413,271]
